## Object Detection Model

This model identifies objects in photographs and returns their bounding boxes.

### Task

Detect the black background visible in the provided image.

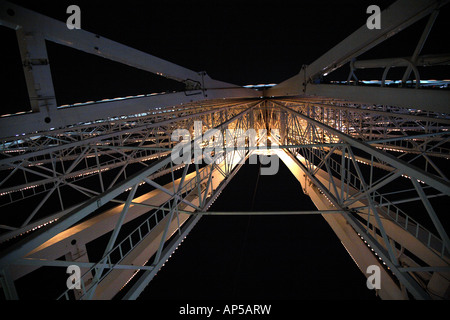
[2,0,450,113]
[2,0,449,304]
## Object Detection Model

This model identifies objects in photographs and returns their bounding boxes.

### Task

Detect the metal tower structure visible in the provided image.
[0,0,449,300]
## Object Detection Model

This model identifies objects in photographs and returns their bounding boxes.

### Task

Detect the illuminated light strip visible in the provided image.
[118,219,195,294]
[401,174,425,184]
[340,240,361,270]
[311,174,393,272]
[124,181,146,192]
[319,150,428,184]
[374,146,450,159]
[15,142,167,176]
[300,152,428,263]
[0,218,60,243]
[0,184,39,196]
[1,104,212,147]
[88,161,207,295]
[70,167,110,179]
[0,167,112,197]
[1,149,28,153]
[357,233,393,273]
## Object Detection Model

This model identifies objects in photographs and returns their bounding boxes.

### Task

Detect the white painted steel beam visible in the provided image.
[0,104,257,272]
[305,84,450,114]
[275,102,450,195]
[266,0,450,113]
[0,1,201,84]
[15,27,57,112]
[0,92,259,139]
[353,54,450,69]
[0,1,259,138]
[305,0,449,82]
[276,148,405,299]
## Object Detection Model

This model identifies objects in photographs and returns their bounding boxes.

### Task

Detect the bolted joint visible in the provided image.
[184,79,202,91]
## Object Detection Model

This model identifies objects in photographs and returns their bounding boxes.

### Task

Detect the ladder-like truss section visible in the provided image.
[0,0,449,300]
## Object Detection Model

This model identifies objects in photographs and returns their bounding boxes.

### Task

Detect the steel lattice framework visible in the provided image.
[0,0,449,300]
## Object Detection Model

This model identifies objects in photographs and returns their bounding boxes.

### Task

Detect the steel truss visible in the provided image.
[0,99,256,241]
[0,0,449,300]
[268,100,450,299]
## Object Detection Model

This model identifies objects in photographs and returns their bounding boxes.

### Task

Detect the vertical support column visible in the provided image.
[279,111,287,145]
[65,242,93,299]
[0,267,19,300]
[16,27,57,116]
[84,183,138,299]
[401,10,439,86]
[411,178,450,254]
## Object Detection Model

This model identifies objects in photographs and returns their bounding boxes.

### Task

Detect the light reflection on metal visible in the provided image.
[0,0,449,301]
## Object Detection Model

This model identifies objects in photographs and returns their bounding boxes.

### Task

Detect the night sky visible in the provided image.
[132,158,378,300]
[1,0,449,304]
[3,0,449,113]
